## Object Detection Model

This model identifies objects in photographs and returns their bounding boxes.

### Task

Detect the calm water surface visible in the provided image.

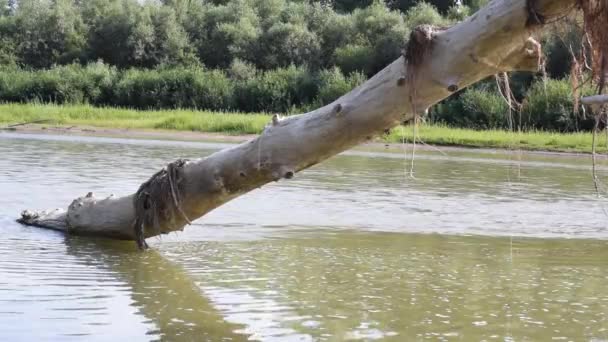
[1,132,608,341]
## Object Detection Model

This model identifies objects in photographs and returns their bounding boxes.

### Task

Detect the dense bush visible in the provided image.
[234,65,317,112]
[404,2,448,27]
[431,78,596,132]
[522,78,595,132]
[314,67,366,105]
[0,63,365,113]
[334,44,375,75]
[0,63,117,104]
[113,67,233,110]
[433,86,508,129]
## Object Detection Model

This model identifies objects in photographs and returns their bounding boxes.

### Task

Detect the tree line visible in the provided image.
[0,0,591,131]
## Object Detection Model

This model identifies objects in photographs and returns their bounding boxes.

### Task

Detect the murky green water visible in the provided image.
[1,132,608,341]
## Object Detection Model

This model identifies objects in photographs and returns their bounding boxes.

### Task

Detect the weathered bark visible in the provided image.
[18,0,578,246]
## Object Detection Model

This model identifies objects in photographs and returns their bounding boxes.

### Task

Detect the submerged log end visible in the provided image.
[17,209,69,232]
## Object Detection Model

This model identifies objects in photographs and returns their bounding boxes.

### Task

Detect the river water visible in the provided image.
[1,132,608,341]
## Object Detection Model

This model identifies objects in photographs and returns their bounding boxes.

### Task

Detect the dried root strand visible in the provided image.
[571,48,583,119]
[133,159,191,250]
[495,72,523,131]
[579,0,608,93]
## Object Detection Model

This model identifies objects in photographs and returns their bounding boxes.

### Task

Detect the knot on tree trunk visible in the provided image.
[133,159,191,249]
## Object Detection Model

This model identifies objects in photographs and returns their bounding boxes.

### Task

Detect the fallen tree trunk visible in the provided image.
[18,0,577,247]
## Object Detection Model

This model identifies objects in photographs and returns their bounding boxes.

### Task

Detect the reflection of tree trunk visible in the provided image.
[64,238,249,341]
[19,0,577,246]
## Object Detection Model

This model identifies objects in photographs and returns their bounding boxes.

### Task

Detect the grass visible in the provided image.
[0,103,270,135]
[1,102,606,153]
[385,125,608,153]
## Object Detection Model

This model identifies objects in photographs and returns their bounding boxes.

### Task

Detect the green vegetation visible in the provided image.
[433,78,596,132]
[0,63,365,113]
[0,103,269,134]
[386,125,607,153]
[0,64,594,133]
[2,103,606,153]
[0,0,594,135]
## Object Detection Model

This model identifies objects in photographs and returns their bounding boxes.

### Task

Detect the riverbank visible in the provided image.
[1,103,606,153]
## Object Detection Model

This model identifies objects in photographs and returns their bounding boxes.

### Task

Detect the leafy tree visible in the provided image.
[387,0,455,14]
[182,0,248,68]
[14,0,86,68]
[0,3,17,66]
[129,5,195,67]
[316,12,355,67]
[404,2,448,27]
[82,0,139,67]
[260,22,321,68]
[351,2,408,75]
[0,0,9,16]
[332,0,373,13]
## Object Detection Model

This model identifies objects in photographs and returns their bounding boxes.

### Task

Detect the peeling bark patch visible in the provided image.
[132,159,190,250]
[405,25,437,69]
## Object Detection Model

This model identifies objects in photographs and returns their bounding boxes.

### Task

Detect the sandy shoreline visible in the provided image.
[0,123,594,158]
[1,123,258,143]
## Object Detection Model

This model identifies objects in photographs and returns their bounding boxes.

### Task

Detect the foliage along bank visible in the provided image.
[0,0,592,132]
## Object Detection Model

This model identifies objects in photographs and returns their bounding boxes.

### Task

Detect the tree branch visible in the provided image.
[18,0,578,247]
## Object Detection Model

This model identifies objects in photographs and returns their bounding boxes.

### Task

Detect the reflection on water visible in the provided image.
[168,231,608,341]
[1,132,608,340]
[0,232,248,341]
